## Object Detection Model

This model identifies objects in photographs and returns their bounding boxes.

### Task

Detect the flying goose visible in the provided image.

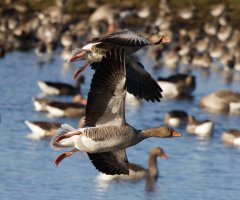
[68,31,169,102]
[51,49,181,175]
[67,31,169,76]
[97,147,167,181]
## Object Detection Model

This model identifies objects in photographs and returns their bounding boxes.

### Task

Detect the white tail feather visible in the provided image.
[51,124,77,150]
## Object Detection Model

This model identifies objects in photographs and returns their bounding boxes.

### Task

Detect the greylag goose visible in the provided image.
[210,3,226,18]
[199,90,240,114]
[164,110,188,127]
[45,101,85,118]
[51,49,181,175]
[25,120,61,140]
[89,4,118,34]
[37,76,84,96]
[221,129,240,147]
[67,30,169,79]
[157,74,196,99]
[186,116,214,138]
[97,147,167,181]
[32,94,86,112]
[68,31,169,102]
[178,5,195,20]
[217,25,232,42]
[192,53,211,69]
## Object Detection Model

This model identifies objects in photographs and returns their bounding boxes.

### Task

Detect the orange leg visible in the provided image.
[54,148,79,166]
[72,61,91,80]
[52,130,82,144]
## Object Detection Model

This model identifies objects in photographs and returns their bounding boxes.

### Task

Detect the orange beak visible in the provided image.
[161,152,168,159]
[172,130,181,137]
[162,36,170,44]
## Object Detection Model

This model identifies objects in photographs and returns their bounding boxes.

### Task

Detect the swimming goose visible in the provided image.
[157,74,196,99]
[89,4,118,35]
[51,49,181,175]
[32,94,86,112]
[25,120,61,140]
[195,38,209,53]
[217,25,232,42]
[46,101,85,118]
[37,76,84,96]
[203,21,218,36]
[164,110,188,127]
[210,3,226,18]
[67,30,169,79]
[186,116,214,138]
[178,5,195,20]
[221,129,240,147]
[199,90,240,114]
[97,147,167,181]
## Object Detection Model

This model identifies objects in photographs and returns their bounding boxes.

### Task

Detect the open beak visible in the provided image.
[172,130,181,137]
[67,49,88,64]
[161,152,168,159]
[162,36,170,44]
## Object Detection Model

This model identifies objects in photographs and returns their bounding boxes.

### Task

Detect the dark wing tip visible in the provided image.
[126,60,163,102]
[87,152,129,175]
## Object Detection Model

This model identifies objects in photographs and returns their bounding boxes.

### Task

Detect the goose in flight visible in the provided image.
[51,49,180,175]
[68,30,169,78]
[68,31,169,102]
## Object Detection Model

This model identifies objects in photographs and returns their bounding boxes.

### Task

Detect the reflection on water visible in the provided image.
[1,50,240,200]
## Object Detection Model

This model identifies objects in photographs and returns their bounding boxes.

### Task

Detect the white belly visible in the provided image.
[195,122,214,137]
[37,81,59,95]
[233,138,240,147]
[75,135,117,152]
[167,118,181,127]
[158,81,179,98]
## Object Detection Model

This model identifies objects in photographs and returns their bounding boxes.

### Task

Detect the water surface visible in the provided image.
[0,50,240,200]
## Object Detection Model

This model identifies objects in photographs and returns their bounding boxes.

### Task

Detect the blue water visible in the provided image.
[0,50,240,200]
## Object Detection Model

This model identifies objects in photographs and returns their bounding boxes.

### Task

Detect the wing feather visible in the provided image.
[88,31,151,47]
[87,149,129,175]
[85,48,126,127]
[126,57,162,102]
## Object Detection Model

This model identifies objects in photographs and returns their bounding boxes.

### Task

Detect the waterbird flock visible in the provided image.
[9,0,239,190]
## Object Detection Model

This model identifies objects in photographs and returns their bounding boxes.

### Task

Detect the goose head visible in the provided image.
[140,126,181,139]
[150,147,168,159]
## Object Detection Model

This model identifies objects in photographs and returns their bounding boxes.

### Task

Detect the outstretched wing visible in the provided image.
[90,56,163,102]
[85,48,126,127]
[126,56,162,102]
[87,149,129,175]
[88,31,151,47]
